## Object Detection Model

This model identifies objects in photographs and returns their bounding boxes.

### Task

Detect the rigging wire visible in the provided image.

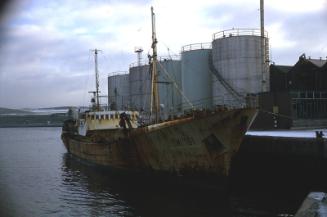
[92,50,112,108]
[161,41,180,57]
[157,61,194,110]
[81,52,93,107]
[142,64,151,112]
[259,109,293,120]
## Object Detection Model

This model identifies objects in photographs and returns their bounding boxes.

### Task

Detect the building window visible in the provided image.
[307,92,313,98]
[314,92,320,98]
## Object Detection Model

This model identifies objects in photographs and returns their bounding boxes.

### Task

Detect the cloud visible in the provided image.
[267,22,297,50]
[0,0,147,108]
[0,0,326,108]
[264,3,327,65]
[266,0,325,13]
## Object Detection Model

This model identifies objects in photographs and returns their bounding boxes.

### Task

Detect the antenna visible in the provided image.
[134,47,143,67]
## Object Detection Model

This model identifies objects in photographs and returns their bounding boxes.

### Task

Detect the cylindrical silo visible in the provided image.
[212,28,269,107]
[129,63,151,112]
[108,72,130,110]
[157,58,182,116]
[181,43,213,111]
[129,58,182,119]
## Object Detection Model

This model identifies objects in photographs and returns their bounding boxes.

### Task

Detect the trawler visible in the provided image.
[61,7,257,178]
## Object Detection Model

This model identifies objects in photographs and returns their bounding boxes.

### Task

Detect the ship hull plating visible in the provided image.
[61,108,256,177]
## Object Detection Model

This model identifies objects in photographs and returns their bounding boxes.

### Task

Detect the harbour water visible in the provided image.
[0,127,324,217]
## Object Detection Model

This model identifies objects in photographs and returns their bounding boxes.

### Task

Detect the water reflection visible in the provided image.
[61,154,135,217]
[61,152,327,217]
[61,154,232,217]
[1,127,324,217]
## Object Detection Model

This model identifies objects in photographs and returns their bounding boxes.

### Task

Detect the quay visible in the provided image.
[295,192,327,217]
[231,131,327,191]
[241,133,327,158]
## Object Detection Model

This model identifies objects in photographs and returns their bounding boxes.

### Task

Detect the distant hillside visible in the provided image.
[0,107,69,127]
[0,107,32,115]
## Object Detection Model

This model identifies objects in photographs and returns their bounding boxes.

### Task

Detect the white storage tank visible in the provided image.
[157,58,182,116]
[129,63,151,112]
[108,72,130,110]
[212,28,269,107]
[129,58,182,119]
[181,43,213,110]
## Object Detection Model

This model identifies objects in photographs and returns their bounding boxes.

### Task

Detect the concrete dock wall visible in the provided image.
[295,192,327,217]
[230,135,327,192]
[240,135,327,158]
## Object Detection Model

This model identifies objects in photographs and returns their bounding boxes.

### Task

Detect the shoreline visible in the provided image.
[0,124,63,128]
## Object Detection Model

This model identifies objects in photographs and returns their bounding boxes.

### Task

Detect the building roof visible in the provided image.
[297,54,327,68]
[307,58,327,67]
[270,64,292,73]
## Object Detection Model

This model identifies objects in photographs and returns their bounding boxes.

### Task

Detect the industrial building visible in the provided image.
[108,72,130,110]
[181,43,212,110]
[252,54,327,129]
[211,28,269,107]
[107,26,326,129]
[108,58,182,120]
[107,28,269,120]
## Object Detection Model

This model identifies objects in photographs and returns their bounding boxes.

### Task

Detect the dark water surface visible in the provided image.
[0,127,323,217]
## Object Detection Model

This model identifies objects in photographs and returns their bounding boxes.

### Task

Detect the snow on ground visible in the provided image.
[27,109,68,115]
[246,129,327,138]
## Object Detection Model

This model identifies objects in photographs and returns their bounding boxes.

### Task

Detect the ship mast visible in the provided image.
[91,48,101,111]
[150,6,160,123]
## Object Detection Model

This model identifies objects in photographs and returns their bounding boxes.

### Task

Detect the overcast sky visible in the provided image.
[0,0,326,109]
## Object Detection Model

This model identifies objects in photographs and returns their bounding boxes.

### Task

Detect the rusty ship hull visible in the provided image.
[61,108,256,178]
